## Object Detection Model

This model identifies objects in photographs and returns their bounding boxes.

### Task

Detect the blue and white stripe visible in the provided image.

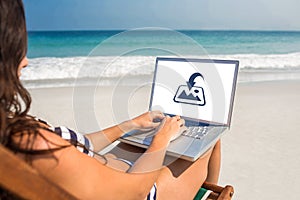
[147,183,157,200]
[53,126,94,157]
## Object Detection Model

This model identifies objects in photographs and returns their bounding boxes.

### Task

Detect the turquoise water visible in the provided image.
[28,30,300,57]
[23,30,300,88]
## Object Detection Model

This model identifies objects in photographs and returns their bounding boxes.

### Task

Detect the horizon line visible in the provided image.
[27,28,300,32]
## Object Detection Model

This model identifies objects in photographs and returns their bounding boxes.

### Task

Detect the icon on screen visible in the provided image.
[173,73,206,106]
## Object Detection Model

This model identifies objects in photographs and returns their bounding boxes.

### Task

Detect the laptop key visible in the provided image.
[184,126,211,139]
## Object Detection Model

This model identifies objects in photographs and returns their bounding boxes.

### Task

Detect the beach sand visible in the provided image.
[29,80,300,200]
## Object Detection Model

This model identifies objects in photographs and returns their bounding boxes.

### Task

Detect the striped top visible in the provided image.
[51,126,94,157]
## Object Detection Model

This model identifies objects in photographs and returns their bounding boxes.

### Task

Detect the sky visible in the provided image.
[23,0,300,31]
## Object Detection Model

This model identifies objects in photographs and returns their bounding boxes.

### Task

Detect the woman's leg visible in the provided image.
[206,140,221,183]
[156,140,221,200]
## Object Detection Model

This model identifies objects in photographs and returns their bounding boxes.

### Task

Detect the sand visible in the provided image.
[29,80,300,200]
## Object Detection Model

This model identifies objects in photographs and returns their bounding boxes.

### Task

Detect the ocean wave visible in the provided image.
[21,56,156,81]
[211,52,300,69]
[20,53,300,88]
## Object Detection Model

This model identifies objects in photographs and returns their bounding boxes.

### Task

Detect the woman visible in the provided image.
[0,0,221,199]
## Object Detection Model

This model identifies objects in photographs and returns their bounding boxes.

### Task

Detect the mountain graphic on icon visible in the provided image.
[173,73,206,106]
[177,88,201,101]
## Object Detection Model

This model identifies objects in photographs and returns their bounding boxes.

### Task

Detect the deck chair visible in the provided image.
[194,182,234,200]
[0,144,234,200]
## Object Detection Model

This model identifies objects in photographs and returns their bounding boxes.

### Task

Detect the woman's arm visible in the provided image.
[84,121,133,152]
[129,115,184,173]
[85,111,165,152]
[32,118,179,200]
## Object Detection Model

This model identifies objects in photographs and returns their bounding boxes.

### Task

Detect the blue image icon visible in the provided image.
[173,73,206,106]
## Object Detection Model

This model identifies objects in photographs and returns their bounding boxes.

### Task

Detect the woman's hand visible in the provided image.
[151,115,185,147]
[128,114,185,173]
[131,111,165,131]
[121,111,185,148]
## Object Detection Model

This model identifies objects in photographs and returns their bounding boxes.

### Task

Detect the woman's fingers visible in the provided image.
[179,118,185,127]
[149,121,161,128]
[145,111,165,128]
[175,115,181,121]
[147,112,185,131]
[172,115,184,125]
[149,110,165,120]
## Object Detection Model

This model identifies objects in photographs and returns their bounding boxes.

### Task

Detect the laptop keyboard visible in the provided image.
[182,126,211,139]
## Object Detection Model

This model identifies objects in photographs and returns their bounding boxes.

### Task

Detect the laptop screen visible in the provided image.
[149,57,239,126]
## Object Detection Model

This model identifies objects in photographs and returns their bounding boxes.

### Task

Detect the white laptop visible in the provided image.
[119,57,239,161]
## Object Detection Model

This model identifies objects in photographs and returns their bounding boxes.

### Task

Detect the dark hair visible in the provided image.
[0,0,36,150]
[0,0,60,198]
[0,0,76,153]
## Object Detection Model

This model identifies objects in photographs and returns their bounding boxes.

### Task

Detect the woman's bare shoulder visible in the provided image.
[35,128,70,149]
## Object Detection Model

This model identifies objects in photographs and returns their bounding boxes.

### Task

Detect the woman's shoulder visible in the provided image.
[35,127,71,150]
[30,118,72,151]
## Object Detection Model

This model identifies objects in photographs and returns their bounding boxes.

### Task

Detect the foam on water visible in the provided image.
[213,52,300,69]
[21,56,155,80]
[22,53,300,80]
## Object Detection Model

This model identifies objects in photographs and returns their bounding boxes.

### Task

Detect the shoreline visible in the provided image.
[28,79,300,199]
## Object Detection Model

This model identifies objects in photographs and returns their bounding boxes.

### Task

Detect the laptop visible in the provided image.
[119,57,239,161]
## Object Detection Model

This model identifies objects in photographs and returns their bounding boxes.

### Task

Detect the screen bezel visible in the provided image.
[149,57,239,127]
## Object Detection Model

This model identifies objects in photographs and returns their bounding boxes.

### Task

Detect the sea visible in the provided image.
[22,29,300,88]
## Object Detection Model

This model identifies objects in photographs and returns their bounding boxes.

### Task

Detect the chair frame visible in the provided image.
[0,144,77,200]
[202,182,234,200]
